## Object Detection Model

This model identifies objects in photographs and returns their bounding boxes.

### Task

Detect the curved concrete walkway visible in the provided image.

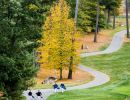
[81,30,126,57]
[23,30,126,100]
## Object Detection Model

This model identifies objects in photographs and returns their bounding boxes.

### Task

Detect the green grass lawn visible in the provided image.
[109,26,127,36]
[99,43,109,51]
[48,42,130,100]
[21,96,26,100]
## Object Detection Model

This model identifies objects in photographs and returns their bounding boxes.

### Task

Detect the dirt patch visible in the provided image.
[35,67,93,88]
[124,37,130,43]
[79,31,112,53]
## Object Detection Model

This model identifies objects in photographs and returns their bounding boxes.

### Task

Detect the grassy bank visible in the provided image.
[48,42,130,100]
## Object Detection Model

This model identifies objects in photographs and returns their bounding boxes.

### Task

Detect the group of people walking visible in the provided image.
[28,90,43,100]
[27,83,66,100]
[53,83,66,93]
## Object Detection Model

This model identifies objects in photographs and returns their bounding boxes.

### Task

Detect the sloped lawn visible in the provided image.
[48,42,130,100]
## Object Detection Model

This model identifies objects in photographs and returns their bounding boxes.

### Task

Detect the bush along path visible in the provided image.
[23,30,126,100]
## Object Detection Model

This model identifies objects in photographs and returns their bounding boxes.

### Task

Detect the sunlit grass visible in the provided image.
[48,42,130,100]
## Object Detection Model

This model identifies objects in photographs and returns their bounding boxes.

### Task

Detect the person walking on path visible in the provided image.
[53,82,60,92]
[60,83,66,93]
[28,90,35,100]
[36,90,43,100]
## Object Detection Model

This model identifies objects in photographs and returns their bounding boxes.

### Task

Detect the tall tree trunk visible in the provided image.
[113,10,116,29]
[94,0,99,42]
[107,9,110,24]
[68,37,75,79]
[126,0,130,38]
[59,67,62,80]
[59,0,63,80]
[68,0,79,79]
[74,0,79,23]
[68,56,73,79]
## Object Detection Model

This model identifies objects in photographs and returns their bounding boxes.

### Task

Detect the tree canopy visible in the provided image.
[38,0,80,80]
[0,0,54,99]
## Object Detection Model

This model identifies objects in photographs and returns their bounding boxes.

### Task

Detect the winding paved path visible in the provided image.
[23,30,126,100]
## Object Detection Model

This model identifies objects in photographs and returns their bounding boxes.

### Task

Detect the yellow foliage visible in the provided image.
[38,0,80,71]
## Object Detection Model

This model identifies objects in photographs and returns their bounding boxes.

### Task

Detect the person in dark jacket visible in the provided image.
[53,82,60,92]
[60,83,66,93]
[36,90,43,99]
[28,90,34,99]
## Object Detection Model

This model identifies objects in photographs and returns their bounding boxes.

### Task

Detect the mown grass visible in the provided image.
[48,42,130,100]
[109,26,127,36]
[21,96,26,100]
[99,43,109,51]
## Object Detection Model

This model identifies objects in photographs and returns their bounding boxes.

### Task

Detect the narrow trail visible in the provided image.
[81,30,126,57]
[23,30,126,100]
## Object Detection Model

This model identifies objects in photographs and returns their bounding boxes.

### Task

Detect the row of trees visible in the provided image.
[38,0,80,80]
[78,0,106,33]
[0,0,55,99]
[80,0,122,30]
[38,0,125,80]
[69,0,122,32]
[94,0,122,42]
[67,0,122,42]
[0,0,128,99]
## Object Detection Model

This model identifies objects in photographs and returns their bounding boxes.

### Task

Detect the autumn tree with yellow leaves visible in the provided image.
[38,0,80,80]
